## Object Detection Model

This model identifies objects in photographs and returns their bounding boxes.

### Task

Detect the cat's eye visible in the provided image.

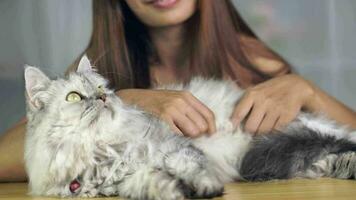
[66,92,82,102]
[98,85,104,92]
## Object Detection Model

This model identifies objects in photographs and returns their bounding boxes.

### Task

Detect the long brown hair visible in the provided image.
[83,0,289,90]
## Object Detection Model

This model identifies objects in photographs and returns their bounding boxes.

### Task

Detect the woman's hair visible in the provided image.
[80,0,290,90]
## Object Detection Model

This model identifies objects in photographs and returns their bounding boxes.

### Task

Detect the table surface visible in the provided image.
[1,178,356,200]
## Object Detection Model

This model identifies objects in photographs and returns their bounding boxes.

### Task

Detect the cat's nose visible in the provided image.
[97,94,106,102]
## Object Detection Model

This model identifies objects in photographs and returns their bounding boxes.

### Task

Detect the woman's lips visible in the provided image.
[143,0,179,9]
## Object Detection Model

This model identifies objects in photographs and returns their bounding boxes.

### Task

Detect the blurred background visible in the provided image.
[0,0,355,134]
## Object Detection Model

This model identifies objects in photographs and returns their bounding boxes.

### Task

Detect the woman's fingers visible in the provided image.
[184,92,216,134]
[231,94,254,128]
[231,91,286,134]
[274,105,301,131]
[184,105,209,134]
[169,121,184,136]
[144,90,215,137]
[160,114,184,135]
[156,91,215,137]
[170,107,201,137]
[244,103,266,134]
[256,111,279,134]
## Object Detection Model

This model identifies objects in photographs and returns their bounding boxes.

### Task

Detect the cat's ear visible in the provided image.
[77,55,92,73]
[24,66,50,109]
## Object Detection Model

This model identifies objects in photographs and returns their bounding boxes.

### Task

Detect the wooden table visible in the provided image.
[1,178,356,200]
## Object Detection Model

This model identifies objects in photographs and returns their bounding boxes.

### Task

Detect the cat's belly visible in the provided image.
[192,128,252,181]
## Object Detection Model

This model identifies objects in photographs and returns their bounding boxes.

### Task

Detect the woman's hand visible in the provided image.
[117,89,216,137]
[231,74,316,134]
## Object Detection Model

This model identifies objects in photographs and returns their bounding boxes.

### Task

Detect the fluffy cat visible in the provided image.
[24,55,356,200]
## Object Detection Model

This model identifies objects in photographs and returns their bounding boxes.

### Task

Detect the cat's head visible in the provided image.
[24,55,119,130]
[24,55,121,195]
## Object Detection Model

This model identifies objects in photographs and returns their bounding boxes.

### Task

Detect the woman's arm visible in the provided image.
[0,119,27,182]
[305,80,356,128]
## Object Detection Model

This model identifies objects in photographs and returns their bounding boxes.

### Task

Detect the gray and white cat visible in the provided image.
[24,55,356,200]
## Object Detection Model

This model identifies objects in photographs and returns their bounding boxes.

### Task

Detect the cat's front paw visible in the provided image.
[191,176,224,198]
[152,179,185,200]
[179,174,224,199]
[157,187,185,200]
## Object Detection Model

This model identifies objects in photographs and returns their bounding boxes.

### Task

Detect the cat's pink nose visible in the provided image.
[98,94,107,102]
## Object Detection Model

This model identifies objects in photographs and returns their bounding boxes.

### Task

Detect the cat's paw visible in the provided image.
[157,188,185,200]
[153,180,185,200]
[181,175,224,199]
[195,176,224,198]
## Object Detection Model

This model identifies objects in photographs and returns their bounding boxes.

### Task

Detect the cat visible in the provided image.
[24,55,356,200]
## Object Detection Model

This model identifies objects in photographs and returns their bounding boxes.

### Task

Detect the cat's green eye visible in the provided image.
[66,92,82,102]
[98,85,104,92]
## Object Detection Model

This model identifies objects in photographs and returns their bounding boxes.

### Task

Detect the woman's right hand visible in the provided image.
[117,89,216,137]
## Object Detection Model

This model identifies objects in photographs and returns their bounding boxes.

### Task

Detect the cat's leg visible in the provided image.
[117,167,184,200]
[163,145,224,198]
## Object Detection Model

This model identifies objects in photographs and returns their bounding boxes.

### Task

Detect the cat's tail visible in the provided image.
[314,151,356,179]
[239,127,356,181]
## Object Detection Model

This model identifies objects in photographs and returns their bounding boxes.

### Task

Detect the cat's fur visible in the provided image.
[24,56,356,199]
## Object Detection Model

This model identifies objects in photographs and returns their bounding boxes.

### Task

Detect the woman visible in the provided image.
[0,0,355,182]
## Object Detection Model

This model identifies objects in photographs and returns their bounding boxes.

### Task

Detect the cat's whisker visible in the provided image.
[81,104,99,119]
[143,119,152,138]
[158,150,169,159]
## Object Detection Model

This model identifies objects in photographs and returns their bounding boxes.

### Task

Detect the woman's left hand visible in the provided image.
[231,74,316,134]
